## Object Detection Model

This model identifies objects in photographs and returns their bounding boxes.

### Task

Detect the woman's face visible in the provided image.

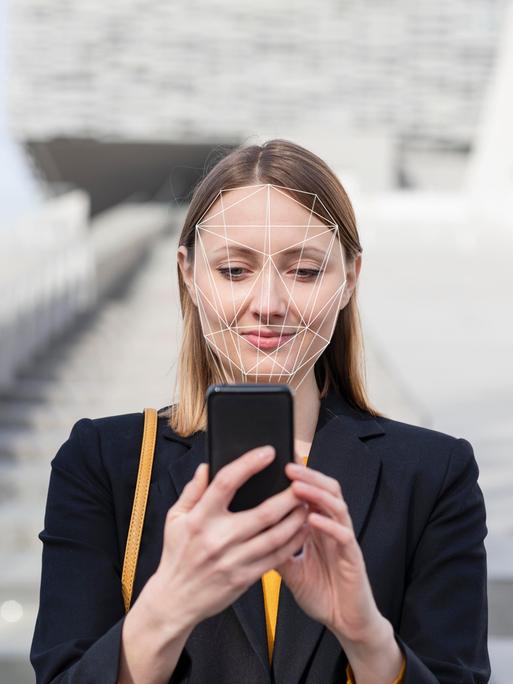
[178,183,359,389]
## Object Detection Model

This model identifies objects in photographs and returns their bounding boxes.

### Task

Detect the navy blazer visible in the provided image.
[30,389,491,683]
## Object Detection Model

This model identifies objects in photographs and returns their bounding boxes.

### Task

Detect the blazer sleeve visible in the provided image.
[346,655,406,683]
[392,437,491,683]
[30,417,129,683]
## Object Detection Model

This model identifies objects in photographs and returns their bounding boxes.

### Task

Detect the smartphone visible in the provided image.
[206,383,294,512]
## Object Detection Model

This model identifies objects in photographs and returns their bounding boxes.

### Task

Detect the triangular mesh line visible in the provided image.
[194,184,346,387]
[192,183,347,390]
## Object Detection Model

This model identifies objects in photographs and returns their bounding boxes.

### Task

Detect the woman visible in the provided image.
[30,139,490,684]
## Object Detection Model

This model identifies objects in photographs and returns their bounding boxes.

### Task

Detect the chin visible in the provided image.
[241,367,296,382]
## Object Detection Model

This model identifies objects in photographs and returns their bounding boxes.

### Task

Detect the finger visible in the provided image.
[198,445,275,515]
[306,514,362,570]
[291,480,353,530]
[233,504,309,566]
[229,485,304,542]
[286,462,343,498]
[308,512,357,553]
[247,520,310,579]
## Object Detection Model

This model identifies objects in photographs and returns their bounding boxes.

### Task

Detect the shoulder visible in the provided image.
[54,410,145,460]
[369,413,479,497]
[373,412,464,450]
[373,412,475,456]
[51,408,180,488]
[334,392,472,471]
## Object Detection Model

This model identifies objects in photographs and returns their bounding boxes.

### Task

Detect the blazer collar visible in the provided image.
[160,389,385,683]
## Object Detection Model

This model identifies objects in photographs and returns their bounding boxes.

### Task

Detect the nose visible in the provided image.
[248,259,289,322]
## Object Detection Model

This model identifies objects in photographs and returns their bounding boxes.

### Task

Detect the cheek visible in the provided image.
[195,275,251,322]
[296,277,343,327]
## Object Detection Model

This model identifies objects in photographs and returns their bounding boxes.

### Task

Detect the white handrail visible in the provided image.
[0,190,95,389]
[0,191,173,391]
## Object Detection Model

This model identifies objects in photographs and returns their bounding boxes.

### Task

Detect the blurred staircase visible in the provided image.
[0,228,182,681]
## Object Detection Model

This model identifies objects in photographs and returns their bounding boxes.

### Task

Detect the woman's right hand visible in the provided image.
[146,445,309,633]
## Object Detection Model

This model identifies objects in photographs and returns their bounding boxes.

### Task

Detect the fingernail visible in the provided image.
[258,445,275,459]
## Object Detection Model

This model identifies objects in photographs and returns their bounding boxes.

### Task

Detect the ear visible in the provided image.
[177,245,198,306]
[339,253,362,310]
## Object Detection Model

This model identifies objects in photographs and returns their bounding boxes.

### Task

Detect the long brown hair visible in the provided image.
[168,138,382,436]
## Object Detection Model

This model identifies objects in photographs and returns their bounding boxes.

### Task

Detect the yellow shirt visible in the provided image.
[260,455,406,684]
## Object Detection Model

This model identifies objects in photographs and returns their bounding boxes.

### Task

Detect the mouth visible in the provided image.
[240,330,297,350]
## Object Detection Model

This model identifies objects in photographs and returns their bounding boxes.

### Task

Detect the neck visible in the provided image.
[292,371,321,448]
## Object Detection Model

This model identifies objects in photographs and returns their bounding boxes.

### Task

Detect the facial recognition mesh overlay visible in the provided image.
[192,183,347,391]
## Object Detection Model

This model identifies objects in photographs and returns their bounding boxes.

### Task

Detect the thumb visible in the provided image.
[275,540,306,590]
[275,555,301,590]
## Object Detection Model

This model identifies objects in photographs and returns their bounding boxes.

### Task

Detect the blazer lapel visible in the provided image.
[164,428,207,496]
[272,392,384,684]
[161,390,385,684]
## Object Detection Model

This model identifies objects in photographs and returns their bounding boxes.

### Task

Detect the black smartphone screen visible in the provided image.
[206,383,294,512]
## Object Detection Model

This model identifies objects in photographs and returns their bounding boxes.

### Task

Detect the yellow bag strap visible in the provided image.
[121,407,158,613]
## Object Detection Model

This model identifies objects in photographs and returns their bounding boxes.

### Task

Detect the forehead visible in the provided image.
[196,184,338,256]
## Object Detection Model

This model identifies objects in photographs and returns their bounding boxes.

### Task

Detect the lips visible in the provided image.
[240,330,296,350]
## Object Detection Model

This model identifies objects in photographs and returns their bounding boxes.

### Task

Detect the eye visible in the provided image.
[217,266,249,280]
[292,268,323,280]
[217,266,324,281]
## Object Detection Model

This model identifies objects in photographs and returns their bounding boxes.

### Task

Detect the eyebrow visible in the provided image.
[211,245,327,258]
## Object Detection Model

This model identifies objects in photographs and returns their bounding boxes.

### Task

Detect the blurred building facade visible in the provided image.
[5,0,509,197]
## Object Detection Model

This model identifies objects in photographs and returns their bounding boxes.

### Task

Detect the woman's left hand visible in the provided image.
[275,460,385,645]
